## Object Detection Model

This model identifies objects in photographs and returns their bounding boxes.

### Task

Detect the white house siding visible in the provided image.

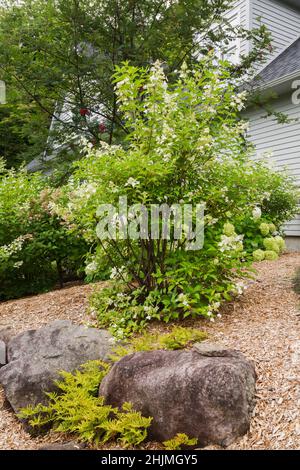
[224,0,250,58]
[252,0,300,57]
[245,93,300,236]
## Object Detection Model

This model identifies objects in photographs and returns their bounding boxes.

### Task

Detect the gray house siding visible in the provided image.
[252,0,300,57]
[245,93,300,237]
[225,0,250,55]
[227,0,300,60]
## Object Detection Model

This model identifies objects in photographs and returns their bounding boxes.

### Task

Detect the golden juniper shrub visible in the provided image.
[101,402,152,446]
[18,360,152,446]
[163,433,198,450]
[109,326,208,362]
[159,327,207,350]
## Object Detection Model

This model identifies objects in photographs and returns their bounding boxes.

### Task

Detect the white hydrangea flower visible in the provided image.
[125,177,140,188]
[252,206,262,221]
[218,234,244,252]
[234,281,247,296]
[110,265,126,280]
[85,261,98,276]
[13,261,24,269]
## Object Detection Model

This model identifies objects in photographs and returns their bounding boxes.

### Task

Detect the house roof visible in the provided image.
[283,0,300,10]
[256,36,300,88]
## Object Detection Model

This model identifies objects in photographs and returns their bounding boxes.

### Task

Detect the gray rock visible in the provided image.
[0,326,15,345]
[192,342,231,357]
[99,347,256,447]
[0,340,6,367]
[38,441,86,450]
[0,320,114,412]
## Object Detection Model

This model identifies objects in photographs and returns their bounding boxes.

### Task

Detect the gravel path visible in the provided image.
[0,254,300,450]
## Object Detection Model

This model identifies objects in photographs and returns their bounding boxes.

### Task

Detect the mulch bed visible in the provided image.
[1,253,300,450]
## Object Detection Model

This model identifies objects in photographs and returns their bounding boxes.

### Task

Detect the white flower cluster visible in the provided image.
[177,292,190,308]
[85,260,99,276]
[110,265,127,280]
[125,177,140,188]
[206,301,222,322]
[252,206,262,221]
[218,234,244,253]
[230,91,248,111]
[0,234,33,262]
[234,281,248,296]
[73,182,97,199]
[143,304,159,321]
[147,61,168,90]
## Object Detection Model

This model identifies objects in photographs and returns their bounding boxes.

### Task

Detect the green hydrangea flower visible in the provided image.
[264,250,278,261]
[259,223,270,236]
[263,237,280,254]
[236,241,244,252]
[223,222,236,237]
[268,223,276,234]
[274,235,285,253]
[253,249,265,262]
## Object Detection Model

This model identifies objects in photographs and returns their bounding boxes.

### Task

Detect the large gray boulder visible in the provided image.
[0,327,16,367]
[0,326,15,345]
[0,320,114,412]
[99,344,256,447]
[0,340,6,367]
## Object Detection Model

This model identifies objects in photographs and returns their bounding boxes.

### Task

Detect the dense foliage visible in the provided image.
[109,326,208,362]
[19,360,152,446]
[0,161,87,299]
[163,433,198,450]
[48,59,298,338]
[0,0,271,168]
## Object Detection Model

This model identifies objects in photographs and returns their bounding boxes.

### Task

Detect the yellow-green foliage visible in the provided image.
[259,223,270,236]
[274,235,285,252]
[159,327,208,350]
[163,433,198,450]
[101,402,151,446]
[110,326,208,362]
[223,222,236,237]
[253,249,265,262]
[18,361,152,446]
[268,223,276,234]
[263,237,280,254]
[264,250,278,261]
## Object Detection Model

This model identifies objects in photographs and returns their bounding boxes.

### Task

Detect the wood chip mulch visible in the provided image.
[1,253,300,450]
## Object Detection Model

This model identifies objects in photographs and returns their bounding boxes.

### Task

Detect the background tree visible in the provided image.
[0,0,270,169]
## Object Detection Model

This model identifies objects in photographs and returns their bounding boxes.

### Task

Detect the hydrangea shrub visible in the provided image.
[52,59,298,337]
[0,162,87,299]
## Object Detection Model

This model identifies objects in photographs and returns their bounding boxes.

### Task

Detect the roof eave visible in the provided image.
[256,70,300,91]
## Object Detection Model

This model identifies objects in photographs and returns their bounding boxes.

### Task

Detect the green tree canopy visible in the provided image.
[0,0,270,168]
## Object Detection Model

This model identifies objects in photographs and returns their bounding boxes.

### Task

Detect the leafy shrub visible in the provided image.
[264,250,278,261]
[163,433,198,450]
[234,208,287,263]
[52,59,297,337]
[109,326,208,359]
[253,249,265,262]
[0,162,87,299]
[274,235,285,252]
[259,223,270,236]
[263,237,280,254]
[259,168,299,225]
[19,361,152,446]
[159,326,207,350]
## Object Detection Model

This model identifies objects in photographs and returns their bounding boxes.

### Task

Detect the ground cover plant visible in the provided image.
[18,360,152,447]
